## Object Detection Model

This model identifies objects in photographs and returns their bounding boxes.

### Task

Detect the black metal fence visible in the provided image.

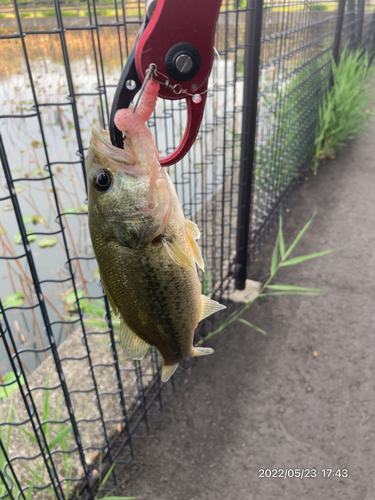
[0,0,374,498]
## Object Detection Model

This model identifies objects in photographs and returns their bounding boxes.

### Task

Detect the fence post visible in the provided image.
[357,0,365,43]
[332,0,347,68]
[235,0,263,290]
[347,0,356,47]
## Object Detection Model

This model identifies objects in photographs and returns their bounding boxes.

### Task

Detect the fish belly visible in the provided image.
[95,235,201,366]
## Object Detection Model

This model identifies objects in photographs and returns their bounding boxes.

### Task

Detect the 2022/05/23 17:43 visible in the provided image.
[258,469,349,479]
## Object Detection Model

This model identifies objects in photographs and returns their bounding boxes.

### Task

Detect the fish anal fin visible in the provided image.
[120,320,149,361]
[99,272,118,317]
[161,363,179,382]
[185,220,204,271]
[200,294,226,322]
[161,236,194,271]
[193,347,214,357]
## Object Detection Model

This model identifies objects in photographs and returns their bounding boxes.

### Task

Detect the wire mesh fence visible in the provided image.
[0,0,374,497]
[248,0,337,259]
[247,0,375,262]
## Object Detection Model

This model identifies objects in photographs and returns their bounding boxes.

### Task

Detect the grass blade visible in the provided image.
[100,497,138,499]
[98,460,117,494]
[25,473,36,500]
[279,211,285,258]
[237,318,268,335]
[19,426,38,444]
[64,454,74,499]
[280,248,336,267]
[259,292,322,296]
[271,234,279,276]
[49,424,72,448]
[284,212,316,259]
[265,284,326,292]
[102,476,134,499]
[42,375,50,441]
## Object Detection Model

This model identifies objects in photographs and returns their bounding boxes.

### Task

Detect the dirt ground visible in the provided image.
[113,113,375,500]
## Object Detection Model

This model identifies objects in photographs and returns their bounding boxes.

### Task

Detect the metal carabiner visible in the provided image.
[109,0,223,167]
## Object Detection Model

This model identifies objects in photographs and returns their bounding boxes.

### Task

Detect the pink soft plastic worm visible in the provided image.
[136,80,160,122]
[114,80,160,137]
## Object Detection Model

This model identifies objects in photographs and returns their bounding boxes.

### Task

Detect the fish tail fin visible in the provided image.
[193,347,214,357]
[161,363,179,382]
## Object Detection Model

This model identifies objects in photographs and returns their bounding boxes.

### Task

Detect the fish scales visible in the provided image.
[86,80,225,381]
[90,192,201,364]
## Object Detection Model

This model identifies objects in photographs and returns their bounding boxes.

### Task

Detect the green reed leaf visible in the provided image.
[283,212,316,259]
[265,284,326,292]
[280,248,336,266]
[279,211,285,258]
[49,424,73,449]
[237,318,268,335]
[270,234,279,276]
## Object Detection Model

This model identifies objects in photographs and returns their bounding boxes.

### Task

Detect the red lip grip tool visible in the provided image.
[109,0,223,167]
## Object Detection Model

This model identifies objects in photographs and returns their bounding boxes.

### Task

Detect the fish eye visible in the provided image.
[93,170,111,192]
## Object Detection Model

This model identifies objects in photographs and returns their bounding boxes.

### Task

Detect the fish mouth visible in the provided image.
[89,126,138,168]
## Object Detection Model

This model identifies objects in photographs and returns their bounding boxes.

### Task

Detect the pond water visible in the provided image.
[0,27,242,375]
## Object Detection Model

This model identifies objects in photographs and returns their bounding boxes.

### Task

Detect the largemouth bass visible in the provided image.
[86,81,225,382]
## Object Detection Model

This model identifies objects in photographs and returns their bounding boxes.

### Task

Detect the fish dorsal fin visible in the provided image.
[120,320,149,360]
[161,236,194,271]
[99,273,118,317]
[185,220,205,271]
[161,363,179,382]
[200,295,226,321]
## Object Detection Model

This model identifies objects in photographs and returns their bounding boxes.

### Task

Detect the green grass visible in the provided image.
[308,3,329,10]
[60,9,79,17]
[200,211,336,342]
[37,10,55,17]
[314,46,375,174]
[255,62,325,193]
[0,378,135,498]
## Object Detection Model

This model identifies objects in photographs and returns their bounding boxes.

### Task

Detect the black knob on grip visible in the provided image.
[165,42,201,82]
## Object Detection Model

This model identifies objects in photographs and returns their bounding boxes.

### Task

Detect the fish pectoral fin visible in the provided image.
[200,294,226,321]
[193,347,214,357]
[185,220,204,271]
[99,272,118,317]
[186,219,201,239]
[120,320,149,361]
[161,236,194,271]
[161,363,179,382]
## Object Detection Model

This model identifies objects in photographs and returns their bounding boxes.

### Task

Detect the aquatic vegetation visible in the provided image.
[2,291,24,309]
[37,237,58,248]
[0,371,25,400]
